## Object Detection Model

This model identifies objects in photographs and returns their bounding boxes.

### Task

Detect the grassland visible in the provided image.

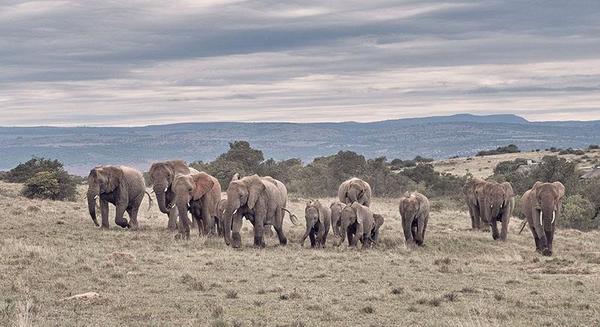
[1,180,600,327]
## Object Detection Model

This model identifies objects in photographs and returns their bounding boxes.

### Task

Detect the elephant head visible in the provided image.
[335,202,373,247]
[532,181,565,231]
[87,166,122,227]
[484,182,514,222]
[301,200,326,246]
[223,175,265,246]
[149,162,176,214]
[339,178,371,206]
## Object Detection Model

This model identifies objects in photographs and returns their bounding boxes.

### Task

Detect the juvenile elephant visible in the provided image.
[87,165,152,230]
[301,200,331,248]
[222,175,298,248]
[214,198,227,236]
[399,192,430,247]
[463,178,487,230]
[172,172,221,239]
[149,160,199,230]
[335,202,382,248]
[520,181,565,256]
[478,181,514,241]
[338,178,372,207]
[329,201,345,237]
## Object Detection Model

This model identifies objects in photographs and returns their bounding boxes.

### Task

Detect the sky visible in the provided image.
[1,0,600,126]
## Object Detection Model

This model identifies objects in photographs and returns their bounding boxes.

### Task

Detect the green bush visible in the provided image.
[476,144,520,157]
[560,195,600,231]
[4,157,64,183]
[21,169,77,201]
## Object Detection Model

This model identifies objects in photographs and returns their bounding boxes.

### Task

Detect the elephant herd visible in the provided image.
[86,161,565,255]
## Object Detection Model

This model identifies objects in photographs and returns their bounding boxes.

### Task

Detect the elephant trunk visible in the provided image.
[300,220,312,246]
[541,203,555,232]
[154,185,169,214]
[223,198,240,246]
[87,190,100,227]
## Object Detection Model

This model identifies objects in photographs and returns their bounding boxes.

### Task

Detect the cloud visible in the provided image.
[0,0,599,126]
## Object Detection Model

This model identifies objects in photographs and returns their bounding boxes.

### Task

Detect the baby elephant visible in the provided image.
[301,200,331,248]
[399,192,430,247]
[336,202,384,248]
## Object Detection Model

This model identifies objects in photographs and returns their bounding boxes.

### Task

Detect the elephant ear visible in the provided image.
[246,175,265,210]
[192,172,215,200]
[398,196,407,215]
[103,166,123,192]
[352,202,371,226]
[338,180,349,203]
[373,213,384,227]
[316,201,328,223]
[501,182,514,199]
[230,173,240,183]
[553,181,565,200]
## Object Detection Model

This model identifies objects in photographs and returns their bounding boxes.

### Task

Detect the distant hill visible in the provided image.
[0,114,598,175]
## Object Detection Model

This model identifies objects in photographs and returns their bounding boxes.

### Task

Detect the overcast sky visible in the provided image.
[1,0,600,126]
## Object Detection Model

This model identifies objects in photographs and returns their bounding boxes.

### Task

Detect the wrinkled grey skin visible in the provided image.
[478,181,514,241]
[329,201,344,237]
[301,200,331,248]
[463,178,487,230]
[335,202,382,248]
[222,175,298,248]
[87,165,150,230]
[148,160,199,230]
[338,178,372,207]
[521,181,565,256]
[399,192,430,247]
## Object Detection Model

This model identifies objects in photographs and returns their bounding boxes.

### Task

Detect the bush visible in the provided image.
[558,148,585,156]
[4,157,64,183]
[21,169,77,201]
[494,158,528,176]
[560,195,600,231]
[588,144,599,150]
[476,144,520,157]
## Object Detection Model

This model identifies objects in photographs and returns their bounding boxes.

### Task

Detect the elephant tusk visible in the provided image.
[233,209,238,215]
[552,210,556,224]
[94,195,99,200]
[490,204,493,208]
[164,187,168,193]
[539,211,543,226]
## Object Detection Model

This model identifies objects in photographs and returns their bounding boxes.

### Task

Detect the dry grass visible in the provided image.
[1,181,600,326]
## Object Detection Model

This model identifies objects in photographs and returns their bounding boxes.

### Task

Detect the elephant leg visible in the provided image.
[230,212,244,248]
[352,223,363,247]
[402,217,415,247]
[500,212,510,241]
[100,199,110,229]
[469,206,478,229]
[316,223,325,248]
[175,203,191,240]
[490,219,499,240]
[273,223,287,246]
[253,212,266,248]
[167,206,178,231]
[114,203,130,229]
[300,224,312,247]
[415,216,425,246]
[126,206,139,230]
[530,227,542,253]
[201,203,213,236]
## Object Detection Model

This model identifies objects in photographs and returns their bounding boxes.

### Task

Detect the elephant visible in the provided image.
[148,160,199,230]
[222,175,298,248]
[172,171,221,239]
[462,177,487,230]
[520,181,565,256]
[329,201,345,237]
[338,177,372,207]
[301,200,331,248]
[87,165,152,230]
[214,198,227,236]
[477,181,514,241]
[398,191,430,247]
[335,202,382,248]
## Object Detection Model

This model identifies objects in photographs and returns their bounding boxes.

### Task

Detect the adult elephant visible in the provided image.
[338,177,372,207]
[335,202,382,248]
[172,172,221,239]
[478,181,514,241]
[149,160,199,230]
[301,200,331,248]
[87,165,152,229]
[329,201,345,237]
[222,175,298,248]
[463,178,487,230]
[399,191,430,247]
[520,181,565,256]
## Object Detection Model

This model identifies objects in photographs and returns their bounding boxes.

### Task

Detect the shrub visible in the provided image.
[476,144,520,157]
[588,144,599,150]
[4,157,64,183]
[558,148,585,156]
[494,158,528,175]
[560,195,600,231]
[21,170,77,201]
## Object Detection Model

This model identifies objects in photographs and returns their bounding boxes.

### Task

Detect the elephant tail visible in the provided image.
[283,208,300,226]
[145,190,154,212]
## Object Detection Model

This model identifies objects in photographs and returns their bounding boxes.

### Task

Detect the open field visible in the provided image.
[433,150,600,178]
[2,181,600,326]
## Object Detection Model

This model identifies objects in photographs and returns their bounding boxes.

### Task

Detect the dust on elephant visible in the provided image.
[335,202,382,248]
[329,201,344,237]
[149,160,199,230]
[398,192,430,247]
[301,200,331,248]
[463,178,487,230]
[338,178,372,207]
[87,165,152,230]
[172,172,221,239]
[478,181,514,241]
[520,181,565,256]
[222,175,298,248]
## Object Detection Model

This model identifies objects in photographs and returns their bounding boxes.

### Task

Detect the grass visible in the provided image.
[1,181,600,326]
